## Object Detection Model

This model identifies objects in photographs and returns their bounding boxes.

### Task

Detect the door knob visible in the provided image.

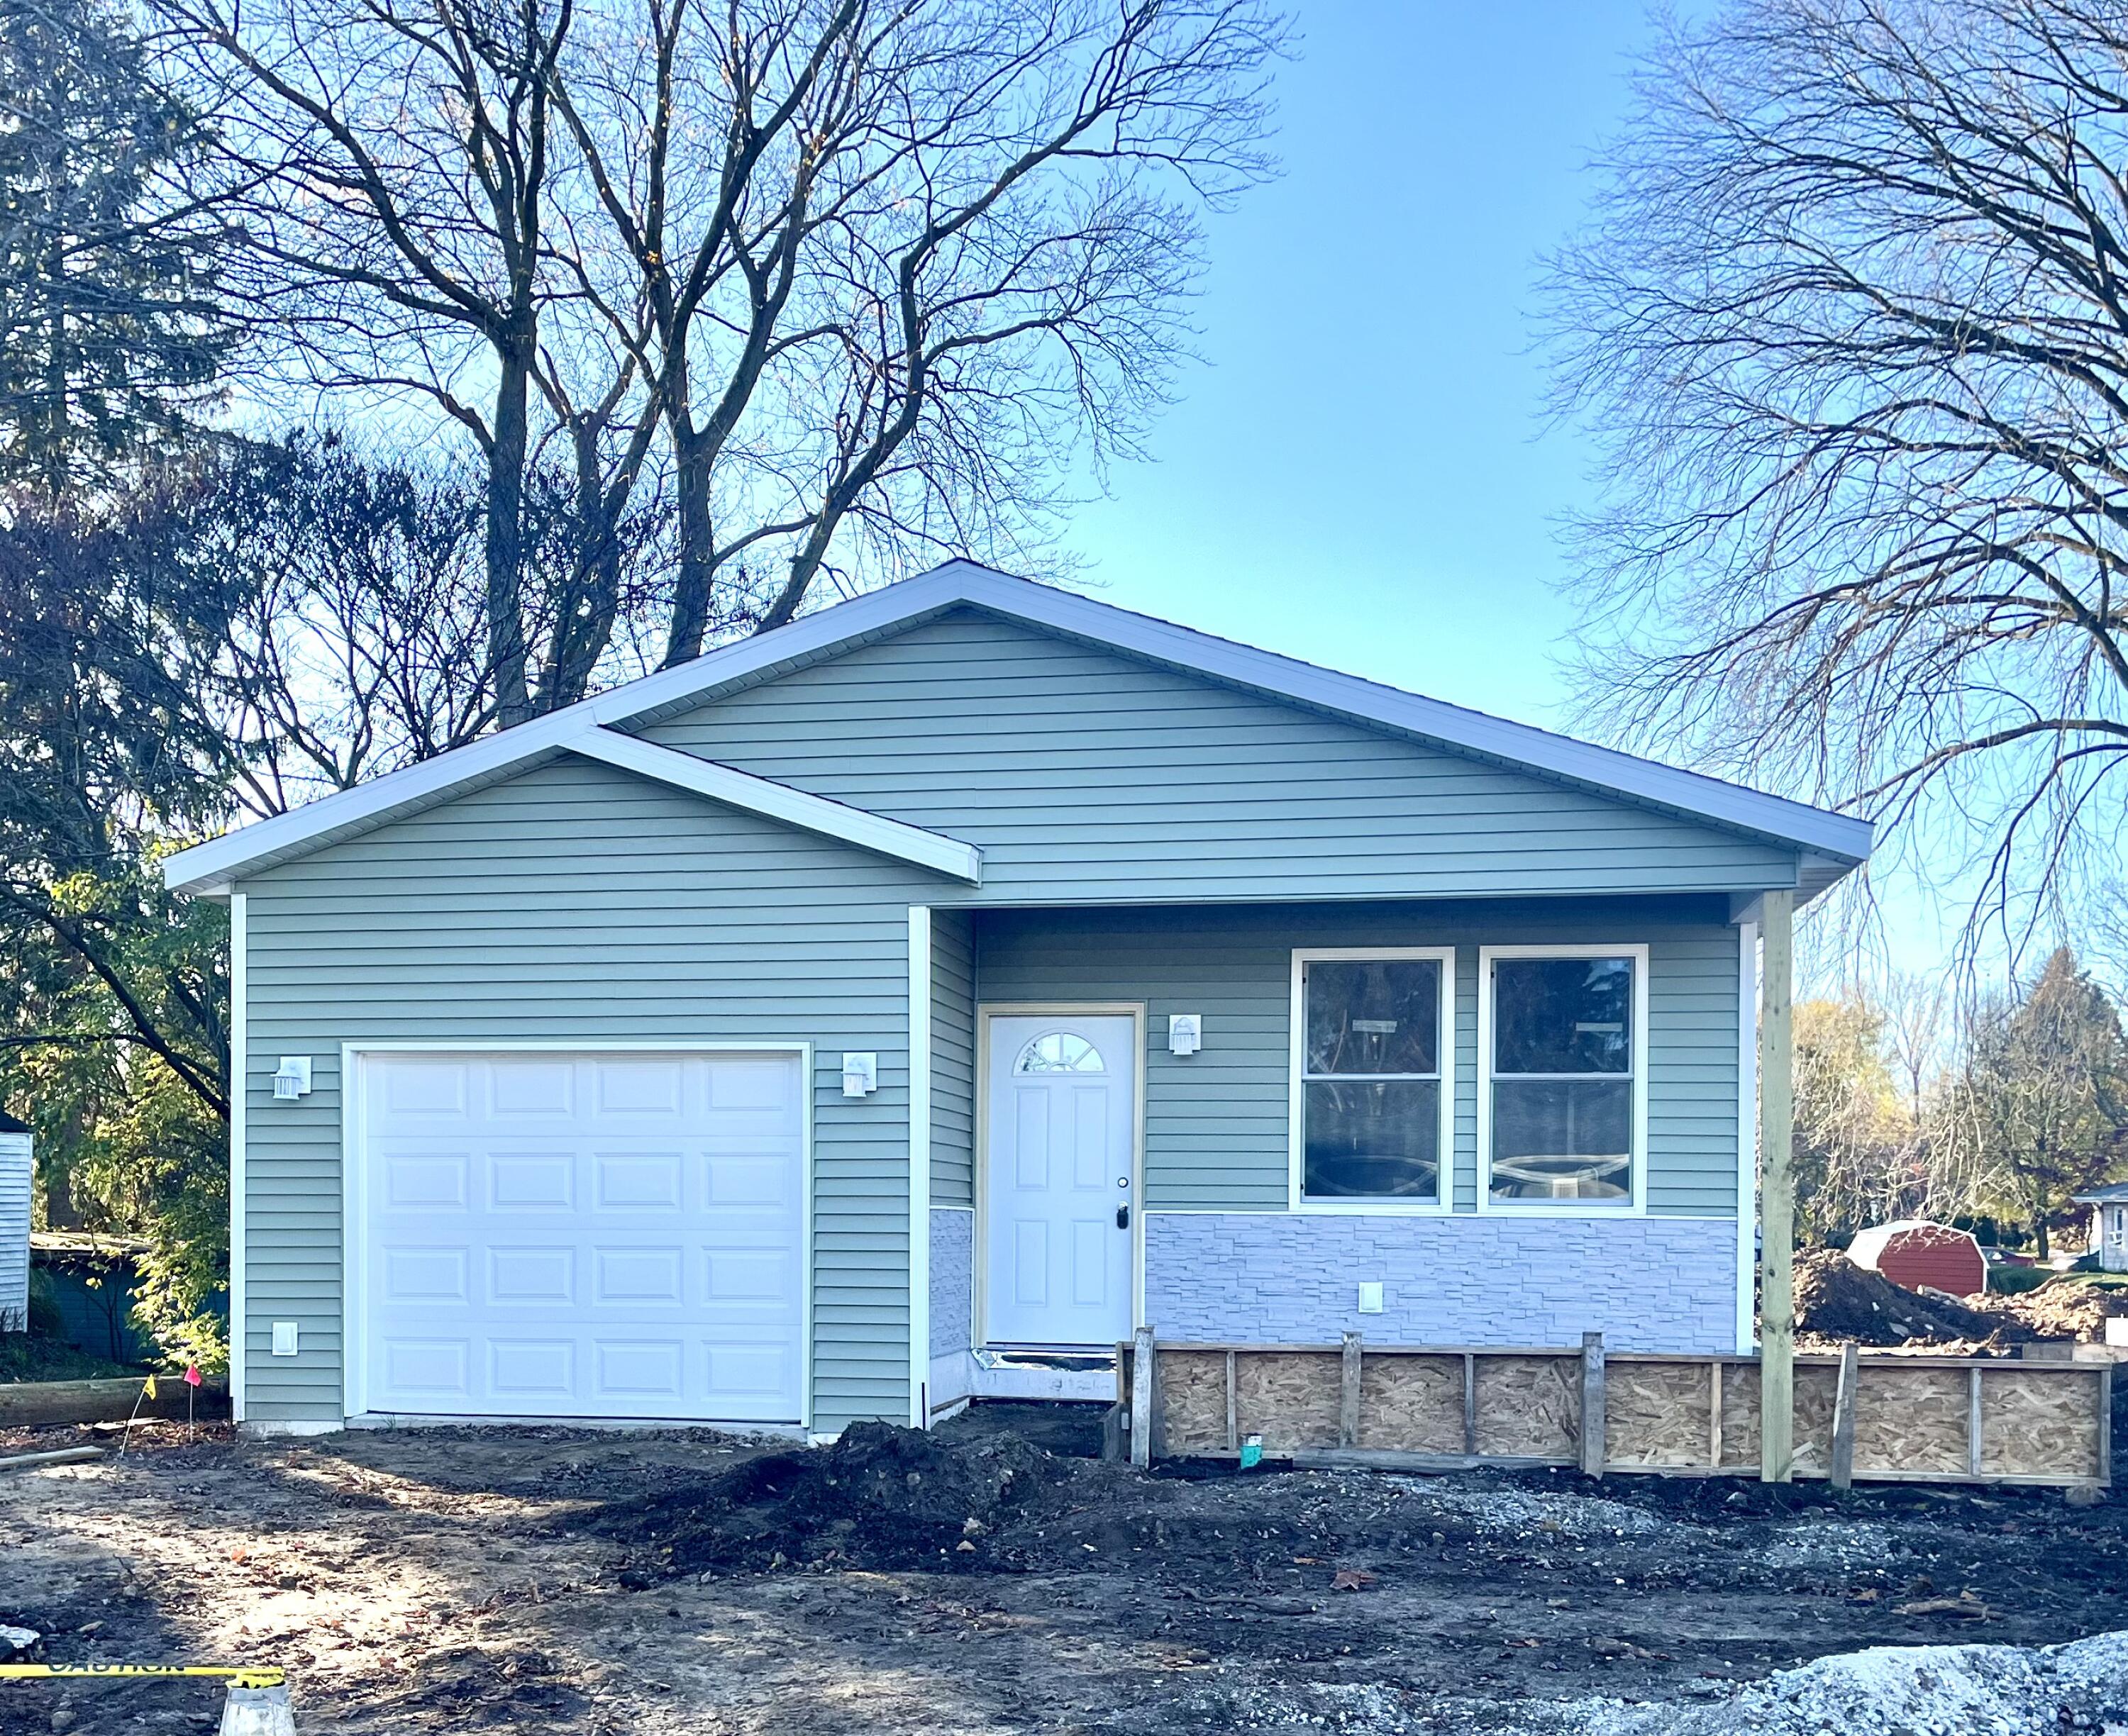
[1116,1203,1131,1230]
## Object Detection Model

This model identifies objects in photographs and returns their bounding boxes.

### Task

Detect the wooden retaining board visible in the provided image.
[1143,1342,2108,1487]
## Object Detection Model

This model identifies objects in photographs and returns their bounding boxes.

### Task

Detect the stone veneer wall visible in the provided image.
[930,1207,975,1360]
[1144,1213,1741,1354]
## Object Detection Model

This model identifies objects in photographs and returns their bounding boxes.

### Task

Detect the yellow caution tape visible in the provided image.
[0,1664,285,1689]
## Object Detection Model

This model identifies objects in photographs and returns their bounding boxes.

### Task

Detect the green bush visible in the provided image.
[1986,1264,2057,1294]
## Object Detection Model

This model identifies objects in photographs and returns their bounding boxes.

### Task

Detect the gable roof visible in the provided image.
[162,560,1873,898]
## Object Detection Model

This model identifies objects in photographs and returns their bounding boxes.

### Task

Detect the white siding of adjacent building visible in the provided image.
[0,1130,31,1330]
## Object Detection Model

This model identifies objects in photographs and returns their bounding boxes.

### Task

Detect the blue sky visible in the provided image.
[1060,0,1959,980]
[1065,1,1660,730]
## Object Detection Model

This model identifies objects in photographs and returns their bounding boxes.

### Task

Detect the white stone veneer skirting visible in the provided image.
[1144,1213,1741,1353]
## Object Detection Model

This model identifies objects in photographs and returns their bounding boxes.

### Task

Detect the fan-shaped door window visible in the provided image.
[1014,1031,1106,1074]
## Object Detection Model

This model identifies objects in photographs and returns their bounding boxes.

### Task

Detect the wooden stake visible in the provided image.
[1758,888,1796,1484]
[1339,1332,1363,1450]
[1130,1325,1156,1469]
[1580,1332,1607,1477]
[1829,1342,1859,1490]
[1224,1350,1238,1454]
[1708,1362,1724,1471]
[1462,1353,1478,1456]
[1967,1366,1984,1479]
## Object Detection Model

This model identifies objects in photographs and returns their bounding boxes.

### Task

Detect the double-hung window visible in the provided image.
[1292,950,1451,1206]
[1481,946,1644,1206]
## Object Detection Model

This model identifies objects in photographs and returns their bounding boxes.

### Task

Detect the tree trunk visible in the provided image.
[663,418,714,668]
[547,421,626,708]
[487,336,534,726]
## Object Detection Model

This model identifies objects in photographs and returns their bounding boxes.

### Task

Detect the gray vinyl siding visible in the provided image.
[238,755,931,1432]
[929,909,976,1206]
[972,898,1741,1217]
[638,611,1801,904]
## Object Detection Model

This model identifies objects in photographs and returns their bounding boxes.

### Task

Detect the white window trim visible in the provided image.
[339,1039,814,1431]
[1476,942,1650,1218]
[1287,947,1456,1214]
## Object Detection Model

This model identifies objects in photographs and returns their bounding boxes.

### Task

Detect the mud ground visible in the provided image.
[3,1403,2125,1735]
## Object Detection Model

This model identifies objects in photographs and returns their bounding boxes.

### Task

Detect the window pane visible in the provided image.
[1304,959,1440,1076]
[1015,1032,1106,1074]
[1302,1079,1440,1199]
[1492,957,1634,1074]
[1489,1079,1632,1201]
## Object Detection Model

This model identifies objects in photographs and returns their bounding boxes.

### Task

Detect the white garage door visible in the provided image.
[355,1050,805,1423]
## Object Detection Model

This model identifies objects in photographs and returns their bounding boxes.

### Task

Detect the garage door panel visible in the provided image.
[593,1151,685,1210]
[490,1340,575,1397]
[488,1246,573,1305]
[383,1152,470,1210]
[595,1339,685,1396]
[361,1052,804,1423]
[593,1059,688,1117]
[379,1060,470,1118]
[489,1062,574,1115]
[383,1338,470,1396]
[382,1247,468,1303]
[489,1152,576,1211]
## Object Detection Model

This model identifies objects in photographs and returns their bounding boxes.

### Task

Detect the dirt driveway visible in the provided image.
[3,1403,2126,1735]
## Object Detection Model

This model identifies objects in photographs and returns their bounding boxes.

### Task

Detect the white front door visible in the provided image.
[355,1050,805,1423]
[983,1013,1136,1350]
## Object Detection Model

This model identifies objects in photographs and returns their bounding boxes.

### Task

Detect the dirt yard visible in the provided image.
[4,1403,2127,1735]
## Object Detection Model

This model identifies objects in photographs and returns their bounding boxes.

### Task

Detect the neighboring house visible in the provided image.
[2074,1183,2128,1274]
[0,1111,28,1331]
[1846,1219,1986,1298]
[161,562,1871,1437]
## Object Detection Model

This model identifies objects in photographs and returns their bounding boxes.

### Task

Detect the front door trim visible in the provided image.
[974,1003,1146,1350]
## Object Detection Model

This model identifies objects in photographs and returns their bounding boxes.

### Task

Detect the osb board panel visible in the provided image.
[1236,1353,1343,1454]
[1158,1352,1231,1455]
[1853,1366,1968,1476]
[1717,1362,1761,1471]
[1792,1363,1838,1476]
[1979,1368,2102,1480]
[1474,1356,1578,1459]
[1358,1354,1463,1453]
[1606,1360,1715,1468]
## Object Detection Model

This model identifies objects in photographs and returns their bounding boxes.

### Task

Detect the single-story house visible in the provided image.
[2074,1183,2128,1273]
[1846,1219,1985,1298]
[162,562,1871,1437]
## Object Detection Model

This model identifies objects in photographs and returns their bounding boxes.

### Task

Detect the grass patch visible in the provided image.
[0,1331,143,1383]
[1986,1265,2058,1294]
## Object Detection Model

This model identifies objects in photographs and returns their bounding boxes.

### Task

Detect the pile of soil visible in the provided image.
[1971,1279,2128,1341]
[587,1419,1131,1578]
[1792,1249,2026,1348]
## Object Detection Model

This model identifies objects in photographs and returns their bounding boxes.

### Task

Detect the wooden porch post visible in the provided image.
[1758,889,1796,1484]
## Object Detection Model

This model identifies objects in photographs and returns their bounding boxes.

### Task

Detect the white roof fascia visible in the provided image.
[565,728,982,884]
[163,558,1870,896]
[160,577,975,896]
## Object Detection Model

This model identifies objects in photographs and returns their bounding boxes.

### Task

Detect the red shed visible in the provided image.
[1846,1220,1988,1298]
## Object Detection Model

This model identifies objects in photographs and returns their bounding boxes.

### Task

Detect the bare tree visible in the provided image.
[548,0,1285,667]
[1547,0,2128,956]
[158,0,1285,716]
[153,0,575,725]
